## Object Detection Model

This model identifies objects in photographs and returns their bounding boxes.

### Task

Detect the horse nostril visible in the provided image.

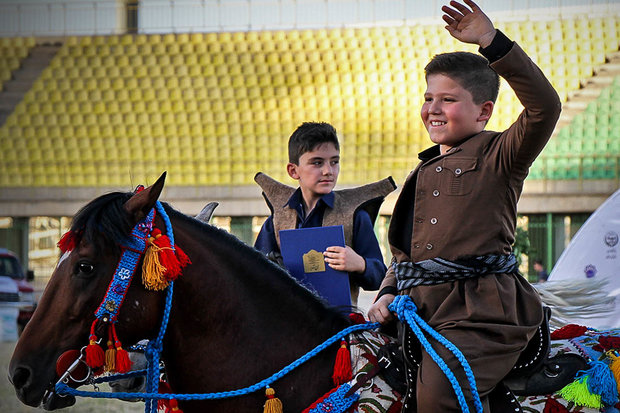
[11,366,32,389]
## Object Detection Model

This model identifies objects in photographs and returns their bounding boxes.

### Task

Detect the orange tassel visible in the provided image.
[104,326,116,372]
[104,340,116,372]
[609,351,620,393]
[85,320,104,369]
[332,339,352,385]
[142,229,191,289]
[142,230,170,290]
[263,387,283,413]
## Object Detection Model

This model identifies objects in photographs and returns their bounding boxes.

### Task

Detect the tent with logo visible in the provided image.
[537,188,620,329]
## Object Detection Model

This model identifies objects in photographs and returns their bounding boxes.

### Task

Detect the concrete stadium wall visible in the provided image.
[0,0,617,37]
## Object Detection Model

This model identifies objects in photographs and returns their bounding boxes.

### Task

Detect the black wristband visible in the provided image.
[375,286,398,301]
[479,29,513,63]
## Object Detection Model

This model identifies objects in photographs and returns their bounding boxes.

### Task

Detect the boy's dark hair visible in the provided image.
[533,259,544,266]
[425,51,500,104]
[288,122,340,164]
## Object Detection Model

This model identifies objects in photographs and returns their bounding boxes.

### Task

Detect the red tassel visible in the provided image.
[550,324,589,340]
[349,313,366,324]
[158,381,183,413]
[110,324,132,373]
[158,381,172,411]
[169,398,184,412]
[175,245,191,268]
[58,231,77,252]
[115,348,131,374]
[593,336,620,352]
[150,230,182,281]
[85,320,104,369]
[332,339,352,385]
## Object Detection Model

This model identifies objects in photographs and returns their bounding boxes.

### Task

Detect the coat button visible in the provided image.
[435,166,443,172]
[433,190,440,197]
[426,243,433,250]
[415,218,423,223]
[455,168,462,175]
[430,218,438,224]
[414,243,420,249]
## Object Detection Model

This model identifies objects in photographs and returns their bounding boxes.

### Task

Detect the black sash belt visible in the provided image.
[394,254,518,290]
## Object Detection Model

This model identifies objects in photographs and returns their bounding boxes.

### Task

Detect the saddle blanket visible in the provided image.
[519,329,620,413]
[349,330,403,413]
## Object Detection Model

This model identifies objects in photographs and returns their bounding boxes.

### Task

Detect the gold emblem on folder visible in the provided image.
[303,249,326,273]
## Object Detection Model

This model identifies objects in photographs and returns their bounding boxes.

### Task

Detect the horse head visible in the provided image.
[9,173,170,409]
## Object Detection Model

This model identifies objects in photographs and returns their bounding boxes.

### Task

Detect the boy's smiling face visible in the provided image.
[287,142,340,203]
[421,73,493,153]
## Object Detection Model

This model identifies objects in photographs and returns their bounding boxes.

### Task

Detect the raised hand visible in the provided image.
[441,0,496,48]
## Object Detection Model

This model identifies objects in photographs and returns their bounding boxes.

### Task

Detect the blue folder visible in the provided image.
[279,225,352,310]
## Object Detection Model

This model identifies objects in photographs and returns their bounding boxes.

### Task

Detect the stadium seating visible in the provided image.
[530,73,620,180]
[0,37,35,86]
[0,16,619,187]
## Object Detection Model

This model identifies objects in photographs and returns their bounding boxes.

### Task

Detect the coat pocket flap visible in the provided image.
[443,157,478,177]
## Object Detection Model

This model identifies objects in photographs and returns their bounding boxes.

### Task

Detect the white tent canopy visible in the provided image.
[546,188,620,329]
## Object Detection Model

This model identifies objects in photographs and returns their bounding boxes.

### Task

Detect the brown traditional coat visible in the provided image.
[381,42,561,412]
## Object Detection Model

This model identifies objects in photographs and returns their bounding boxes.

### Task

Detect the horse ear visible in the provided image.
[124,172,167,223]
[195,202,219,223]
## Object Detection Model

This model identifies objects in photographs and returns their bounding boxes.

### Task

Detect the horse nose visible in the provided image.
[10,365,32,390]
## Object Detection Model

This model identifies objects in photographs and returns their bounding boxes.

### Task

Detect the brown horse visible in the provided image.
[8,174,362,412]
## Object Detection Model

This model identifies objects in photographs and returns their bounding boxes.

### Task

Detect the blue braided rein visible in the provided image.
[55,322,379,402]
[388,295,483,413]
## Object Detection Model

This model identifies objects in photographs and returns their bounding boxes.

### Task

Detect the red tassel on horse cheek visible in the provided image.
[332,339,352,385]
[110,324,132,373]
[115,347,131,373]
[85,321,104,369]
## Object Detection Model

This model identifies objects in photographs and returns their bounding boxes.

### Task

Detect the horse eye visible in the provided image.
[76,262,95,277]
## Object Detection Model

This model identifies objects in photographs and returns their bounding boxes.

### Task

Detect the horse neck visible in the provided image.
[160,215,350,389]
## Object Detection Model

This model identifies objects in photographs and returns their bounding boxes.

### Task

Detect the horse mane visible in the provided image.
[163,205,353,320]
[70,192,351,320]
[70,191,135,253]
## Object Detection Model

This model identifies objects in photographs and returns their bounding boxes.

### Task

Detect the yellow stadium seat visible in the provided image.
[89,89,102,102]
[160,33,174,45]
[116,88,129,102]
[145,34,160,45]
[119,34,133,46]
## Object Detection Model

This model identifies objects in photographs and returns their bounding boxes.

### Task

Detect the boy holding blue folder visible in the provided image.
[254,121,395,306]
